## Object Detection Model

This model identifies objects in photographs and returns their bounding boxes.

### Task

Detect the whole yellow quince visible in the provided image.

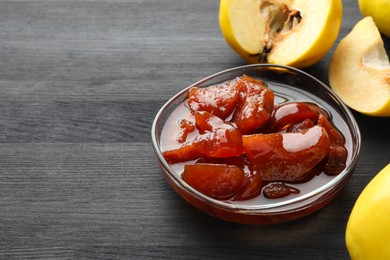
[346,163,390,259]
[359,0,390,38]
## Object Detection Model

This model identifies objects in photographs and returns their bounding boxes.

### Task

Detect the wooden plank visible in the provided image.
[0,0,388,259]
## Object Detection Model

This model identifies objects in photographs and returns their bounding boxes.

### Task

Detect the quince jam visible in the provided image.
[161,75,348,201]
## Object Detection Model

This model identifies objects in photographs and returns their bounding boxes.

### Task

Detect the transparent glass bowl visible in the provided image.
[151,64,361,224]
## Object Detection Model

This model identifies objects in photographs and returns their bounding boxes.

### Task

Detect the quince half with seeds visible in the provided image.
[219,0,342,68]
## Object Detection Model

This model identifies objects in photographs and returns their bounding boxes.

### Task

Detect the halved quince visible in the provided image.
[219,0,342,68]
[329,17,390,116]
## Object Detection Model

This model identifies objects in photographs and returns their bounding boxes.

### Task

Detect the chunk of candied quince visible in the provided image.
[162,111,244,164]
[263,182,300,199]
[182,163,245,200]
[286,119,315,133]
[242,125,331,182]
[194,111,230,133]
[233,170,262,201]
[270,102,326,132]
[177,119,195,143]
[195,155,262,200]
[187,80,239,119]
[317,114,348,175]
[233,75,274,133]
[324,144,348,176]
[162,144,201,164]
[317,113,345,145]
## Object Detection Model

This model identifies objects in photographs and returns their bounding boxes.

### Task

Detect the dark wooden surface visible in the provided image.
[0,0,389,259]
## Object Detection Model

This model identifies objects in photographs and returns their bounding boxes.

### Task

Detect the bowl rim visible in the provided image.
[151,64,361,212]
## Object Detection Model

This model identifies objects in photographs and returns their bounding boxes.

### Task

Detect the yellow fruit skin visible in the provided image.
[346,163,390,260]
[219,0,342,68]
[219,0,259,64]
[359,0,390,38]
[368,98,390,117]
[329,17,390,117]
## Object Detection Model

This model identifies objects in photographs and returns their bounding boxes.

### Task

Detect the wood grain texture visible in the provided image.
[0,0,389,259]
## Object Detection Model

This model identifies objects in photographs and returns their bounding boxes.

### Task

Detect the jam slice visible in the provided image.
[233,170,262,201]
[325,144,348,176]
[286,118,315,133]
[195,155,262,201]
[270,102,325,132]
[177,119,195,143]
[182,163,245,200]
[188,81,239,120]
[263,182,300,199]
[317,114,348,175]
[163,111,244,163]
[162,144,201,164]
[232,75,274,133]
[317,114,345,145]
[194,111,230,133]
[243,125,331,182]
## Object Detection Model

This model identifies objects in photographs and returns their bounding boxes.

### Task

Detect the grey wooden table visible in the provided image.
[0,0,389,259]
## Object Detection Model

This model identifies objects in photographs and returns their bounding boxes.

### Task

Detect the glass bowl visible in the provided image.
[151,64,361,224]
